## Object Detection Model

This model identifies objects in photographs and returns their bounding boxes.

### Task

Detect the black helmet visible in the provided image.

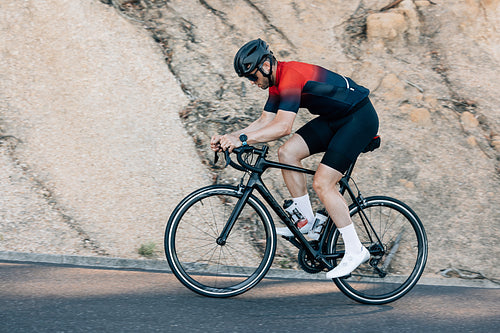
[234,39,273,77]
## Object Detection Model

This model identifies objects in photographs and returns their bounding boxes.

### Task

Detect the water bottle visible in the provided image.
[283,200,308,229]
[308,209,328,240]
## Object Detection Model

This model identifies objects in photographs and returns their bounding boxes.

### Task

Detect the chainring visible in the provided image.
[297,241,327,274]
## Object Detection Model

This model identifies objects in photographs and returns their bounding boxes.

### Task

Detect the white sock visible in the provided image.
[339,223,363,255]
[292,194,315,225]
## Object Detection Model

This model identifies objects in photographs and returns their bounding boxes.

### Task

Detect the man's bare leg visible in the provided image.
[276,134,315,234]
[312,164,351,228]
[313,163,370,278]
[277,134,311,197]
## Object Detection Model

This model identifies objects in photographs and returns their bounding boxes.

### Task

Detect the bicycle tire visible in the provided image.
[164,185,276,297]
[328,196,427,304]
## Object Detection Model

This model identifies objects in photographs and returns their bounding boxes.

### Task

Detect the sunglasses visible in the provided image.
[245,62,264,82]
[245,73,259,82]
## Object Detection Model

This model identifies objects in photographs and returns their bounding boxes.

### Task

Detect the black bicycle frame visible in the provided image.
[216,146,368,270]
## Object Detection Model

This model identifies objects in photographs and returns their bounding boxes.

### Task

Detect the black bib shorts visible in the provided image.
[296,98,379,174]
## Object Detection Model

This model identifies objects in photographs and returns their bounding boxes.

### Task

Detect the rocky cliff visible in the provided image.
[1,0,499,280]
[103,0,500,278]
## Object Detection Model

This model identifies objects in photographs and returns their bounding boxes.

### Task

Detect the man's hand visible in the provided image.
[210,134,223,152]
[217,134,241,152]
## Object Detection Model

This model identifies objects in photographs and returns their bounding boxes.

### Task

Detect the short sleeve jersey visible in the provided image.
[264,61,370,119]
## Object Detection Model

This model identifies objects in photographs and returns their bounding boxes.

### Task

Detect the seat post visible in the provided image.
[338,159,356,195]
[344,159,357,179]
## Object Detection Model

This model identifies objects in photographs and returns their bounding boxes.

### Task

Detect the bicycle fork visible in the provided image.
[216,172,265,245]
[215,185,252,246]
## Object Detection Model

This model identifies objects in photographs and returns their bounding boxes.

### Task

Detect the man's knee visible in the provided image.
[312,176,330,196]
[313,165,343,196]
[278,135,309,163]
[278,142,302,164]
[277,143,292,162]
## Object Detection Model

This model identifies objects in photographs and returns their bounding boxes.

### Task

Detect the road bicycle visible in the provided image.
[164,137,428,304]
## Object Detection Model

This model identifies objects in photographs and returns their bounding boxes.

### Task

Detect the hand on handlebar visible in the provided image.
[211,134,241,153]
[210,135,223,152]
[213,143,269,174]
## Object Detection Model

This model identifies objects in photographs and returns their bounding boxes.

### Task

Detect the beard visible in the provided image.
[259,77,270,90]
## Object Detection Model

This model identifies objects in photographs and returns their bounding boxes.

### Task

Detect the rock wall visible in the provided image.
[0,0,207,258]
[1,0,499,279]
[103,0,499,278]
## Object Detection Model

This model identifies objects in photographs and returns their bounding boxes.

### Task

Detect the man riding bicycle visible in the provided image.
[210,39,379,279]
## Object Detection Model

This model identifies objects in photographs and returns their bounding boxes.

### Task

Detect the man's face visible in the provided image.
[246,62,270,90]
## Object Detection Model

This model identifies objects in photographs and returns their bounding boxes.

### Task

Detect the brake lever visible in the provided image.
[213,150,218,164]
[224,150,231,168]
[213,150,231,168]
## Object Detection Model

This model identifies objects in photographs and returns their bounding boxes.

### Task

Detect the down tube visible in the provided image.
[254,182,289,226]
[254,181,318,258]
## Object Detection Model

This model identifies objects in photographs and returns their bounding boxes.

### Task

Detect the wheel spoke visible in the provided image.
[381,228,404,271]
[165,186,276,297]
[329,197,427,304]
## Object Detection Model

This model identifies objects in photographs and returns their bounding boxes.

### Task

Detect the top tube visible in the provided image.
[220,145,314,175]
[219,135,380,178]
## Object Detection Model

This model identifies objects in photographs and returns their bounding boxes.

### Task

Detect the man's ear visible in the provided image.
[262,60,271,75]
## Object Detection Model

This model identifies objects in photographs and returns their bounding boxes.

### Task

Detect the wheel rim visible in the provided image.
[330,197,427,303]
[166,187,276,297]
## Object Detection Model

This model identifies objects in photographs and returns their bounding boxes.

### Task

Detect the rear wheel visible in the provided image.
[165,185,276,297]
[328,196,427,304]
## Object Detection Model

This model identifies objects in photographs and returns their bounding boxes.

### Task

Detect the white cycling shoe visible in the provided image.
[326,246,370,279]
[276,222,313,237]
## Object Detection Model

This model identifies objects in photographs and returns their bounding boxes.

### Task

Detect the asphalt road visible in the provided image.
[1,261,499,333]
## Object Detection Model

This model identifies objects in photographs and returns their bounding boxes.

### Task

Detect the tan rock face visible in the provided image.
[1,0,499,279]
[380,73,406,100]
[461,112,480,129]
[0,0,206,258]
[366,0,420,45]
[491,135,500,152]
[410,108,432,126]
[367,12,408,41]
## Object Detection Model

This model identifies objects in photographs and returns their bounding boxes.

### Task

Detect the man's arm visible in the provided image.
[211,110,275,151]
[213,110,296,151]
[229,110,276,136]
[244,110,296,144]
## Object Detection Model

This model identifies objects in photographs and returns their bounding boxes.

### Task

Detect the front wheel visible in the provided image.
[328,196,428,304]
[164,185,276,297]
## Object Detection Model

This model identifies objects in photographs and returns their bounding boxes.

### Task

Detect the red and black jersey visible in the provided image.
[264,61,370,119]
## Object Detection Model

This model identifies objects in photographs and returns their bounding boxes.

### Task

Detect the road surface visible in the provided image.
[1,261,499,332]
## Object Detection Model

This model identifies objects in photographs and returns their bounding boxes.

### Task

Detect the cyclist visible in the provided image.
[210,38,379,279]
